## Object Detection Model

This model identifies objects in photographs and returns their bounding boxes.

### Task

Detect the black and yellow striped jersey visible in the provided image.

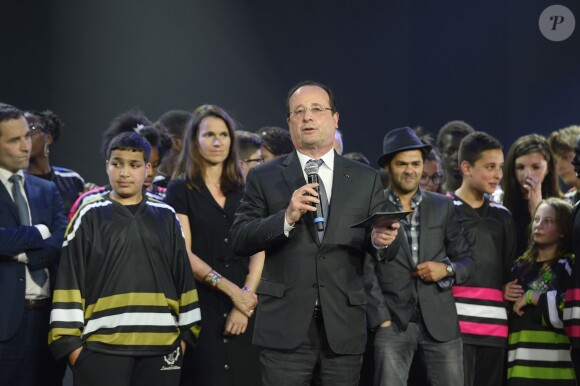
[49,195,201,360]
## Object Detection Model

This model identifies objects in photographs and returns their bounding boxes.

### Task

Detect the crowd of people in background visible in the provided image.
[1,80,580,386]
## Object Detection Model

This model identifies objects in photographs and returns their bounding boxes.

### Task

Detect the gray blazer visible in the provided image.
[365,190,474,342]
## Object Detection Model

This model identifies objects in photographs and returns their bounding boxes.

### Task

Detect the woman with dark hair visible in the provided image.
[68,110,171,218]
[25,110,86,215]
[503,134,561,257]
[165,104,261,386]
[503,198,575,385]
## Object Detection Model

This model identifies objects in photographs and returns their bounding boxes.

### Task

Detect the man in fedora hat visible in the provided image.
[365,127,474,386]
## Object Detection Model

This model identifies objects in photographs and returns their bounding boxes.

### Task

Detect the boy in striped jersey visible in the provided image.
[449,132,516,386]
[49,132,201,386]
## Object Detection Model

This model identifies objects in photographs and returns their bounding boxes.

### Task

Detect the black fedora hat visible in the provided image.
[377,127,432,167]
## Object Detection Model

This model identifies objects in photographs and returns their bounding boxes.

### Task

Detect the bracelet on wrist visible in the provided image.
[525,290,534,305]
[204,269,223,288]
[242,285,250,292]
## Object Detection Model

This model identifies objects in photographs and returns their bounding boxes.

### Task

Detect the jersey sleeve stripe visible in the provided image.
[50,309,85,324]
[180,289,199,306]
[546,290,564,329]
[178,308,201,326]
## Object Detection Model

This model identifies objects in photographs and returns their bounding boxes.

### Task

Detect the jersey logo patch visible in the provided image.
[161,346,181,371]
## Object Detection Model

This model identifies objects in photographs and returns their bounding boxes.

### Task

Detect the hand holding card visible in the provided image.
[350,211,412,229]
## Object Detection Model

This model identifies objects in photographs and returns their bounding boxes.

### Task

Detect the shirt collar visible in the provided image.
[386,186,423,208]
[0,167,25,187]
[296,148,335,172]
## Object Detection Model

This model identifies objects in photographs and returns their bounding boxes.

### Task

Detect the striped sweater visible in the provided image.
[49,195,201,360]
[449,195,516,347]
[507,255,575,385]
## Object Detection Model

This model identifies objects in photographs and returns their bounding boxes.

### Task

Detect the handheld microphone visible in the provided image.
[305,161,325,231]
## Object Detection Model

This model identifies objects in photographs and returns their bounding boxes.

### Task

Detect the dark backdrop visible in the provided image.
[2,1,579,184]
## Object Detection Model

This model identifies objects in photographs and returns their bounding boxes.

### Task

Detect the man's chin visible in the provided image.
[400,184,420,194]
[16,161,30,171]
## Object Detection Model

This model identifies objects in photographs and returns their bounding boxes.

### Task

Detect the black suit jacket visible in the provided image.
[230,151,386,355]
[0,173,67,341]
[365,190,474,342]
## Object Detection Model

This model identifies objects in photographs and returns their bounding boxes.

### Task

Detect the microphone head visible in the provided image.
[304,160,319,176]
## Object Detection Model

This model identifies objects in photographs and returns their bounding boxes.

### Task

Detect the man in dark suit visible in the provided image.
[230,81,398,386]
[365,127,474,386]
[0,103,68,386]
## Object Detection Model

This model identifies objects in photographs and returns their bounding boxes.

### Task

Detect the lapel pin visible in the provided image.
[344,173,350,178]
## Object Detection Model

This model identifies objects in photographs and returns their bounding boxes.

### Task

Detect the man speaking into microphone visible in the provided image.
[230,81,398,386]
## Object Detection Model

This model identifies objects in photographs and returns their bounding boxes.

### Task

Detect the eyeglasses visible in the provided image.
[242,158,264,164]
[288,106,333,119]
[420,173,443,186]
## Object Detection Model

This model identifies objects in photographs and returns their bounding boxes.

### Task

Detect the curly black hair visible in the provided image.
[26,110,65,142]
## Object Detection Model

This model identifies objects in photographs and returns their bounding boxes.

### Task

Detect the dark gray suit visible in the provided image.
[365,190,474,385]
[230,151,386,355]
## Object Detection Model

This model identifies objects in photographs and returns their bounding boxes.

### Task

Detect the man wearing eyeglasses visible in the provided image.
[230,81,397,386]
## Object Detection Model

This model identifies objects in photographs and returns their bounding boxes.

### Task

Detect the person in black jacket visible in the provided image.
[230,81,396,386]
